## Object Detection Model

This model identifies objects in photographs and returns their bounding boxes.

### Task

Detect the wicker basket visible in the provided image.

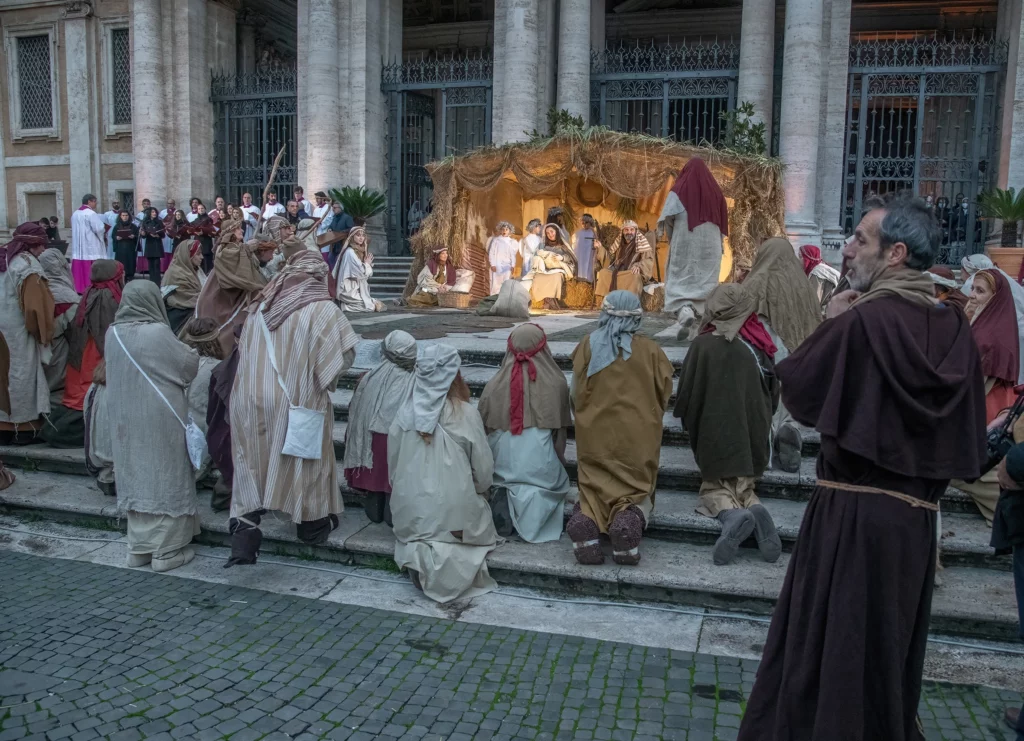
[437,291,472,309]
[564,278,595,310]
[640,285,665,313]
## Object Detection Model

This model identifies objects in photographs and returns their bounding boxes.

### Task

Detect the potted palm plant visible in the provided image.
[328,186,387,226]
[979,187,1024,276]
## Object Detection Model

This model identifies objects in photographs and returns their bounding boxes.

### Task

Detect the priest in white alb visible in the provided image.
[71,194,109,293]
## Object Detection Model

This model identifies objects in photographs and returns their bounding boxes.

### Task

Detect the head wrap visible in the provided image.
[478,323,572,435]
[215,217,244,246]
[179,317,224,359]
[212,241,266,294]
[258,250,332,331]
[342,330,418,472]
[667,157,729,236]
[621,220,638,229]
[962,254,994,275]
[799,244,823,276]
[427,249,456,287]
[970,269,1020,383]
[0,223,47,272]
[67,260,122,369]
[700,284,777,358]
[112,279,169,326]
[161,242,203,311]
[37,248,80,305]
[258,215,289,243]
[926,265,958,289]
[395,343,462,435]
[740,237,822,351]
[342,226,369,256]
[588,291,643,377]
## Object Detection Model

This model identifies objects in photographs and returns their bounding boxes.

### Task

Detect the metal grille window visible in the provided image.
[111,28,132,125]
[16,35,53,130]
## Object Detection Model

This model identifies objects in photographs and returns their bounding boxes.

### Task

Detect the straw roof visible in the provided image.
[405,127,785,298]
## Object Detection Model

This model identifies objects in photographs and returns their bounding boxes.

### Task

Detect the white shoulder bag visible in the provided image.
[257,306,324,460]
[111,326,207,470]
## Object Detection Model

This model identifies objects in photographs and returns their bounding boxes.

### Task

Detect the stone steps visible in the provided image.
[0,470,1016,642]
[368,258,413,300]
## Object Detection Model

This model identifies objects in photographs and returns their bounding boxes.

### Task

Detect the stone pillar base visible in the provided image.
[785,222,822,251]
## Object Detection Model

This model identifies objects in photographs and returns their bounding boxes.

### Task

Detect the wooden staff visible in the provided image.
[256,145,287,230]
[297,200,334,240]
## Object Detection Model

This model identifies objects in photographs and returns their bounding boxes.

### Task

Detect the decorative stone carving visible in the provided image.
[62,1,93,19]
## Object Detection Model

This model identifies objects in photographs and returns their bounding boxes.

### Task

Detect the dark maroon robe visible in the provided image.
[738,295,985,741]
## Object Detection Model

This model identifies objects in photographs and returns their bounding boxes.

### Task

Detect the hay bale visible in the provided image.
[641,285,665,313]
[564,278,595,309]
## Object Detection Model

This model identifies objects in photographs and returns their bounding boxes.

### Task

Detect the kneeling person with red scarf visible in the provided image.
[674,284,782,565]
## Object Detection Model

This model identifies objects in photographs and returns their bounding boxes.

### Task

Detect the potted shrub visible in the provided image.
[329,185,387,226]
[979,187,1024,276]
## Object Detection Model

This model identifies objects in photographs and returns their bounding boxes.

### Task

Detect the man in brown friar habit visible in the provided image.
[737,192,986,741]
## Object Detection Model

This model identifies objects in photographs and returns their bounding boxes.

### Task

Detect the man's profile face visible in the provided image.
[844,209,888,292]
[87,198,98,210]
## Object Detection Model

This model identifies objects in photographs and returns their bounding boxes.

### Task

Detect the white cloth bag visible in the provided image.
[111,326,207,470]
[257,306,324,460]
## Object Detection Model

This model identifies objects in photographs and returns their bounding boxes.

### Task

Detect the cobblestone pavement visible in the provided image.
[0,551,1020,741]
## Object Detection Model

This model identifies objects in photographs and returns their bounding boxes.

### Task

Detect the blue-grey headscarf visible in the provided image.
[587,290,643,377]
[394,343,462,434]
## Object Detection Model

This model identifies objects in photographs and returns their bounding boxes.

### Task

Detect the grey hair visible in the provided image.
[869,192,940,271]
[527,218,542,231]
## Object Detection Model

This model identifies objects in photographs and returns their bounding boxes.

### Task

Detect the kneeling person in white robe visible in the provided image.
[388,344,499,603]
[478,324,571,542]
[332,226,386,312]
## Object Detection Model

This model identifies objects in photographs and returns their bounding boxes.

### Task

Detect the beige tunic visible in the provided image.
[0,256,55,426]
[230,301,358,522]
[388,399,498,603]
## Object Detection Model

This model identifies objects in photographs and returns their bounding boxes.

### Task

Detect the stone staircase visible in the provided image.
[369,256,414,302]
[0,342,1017,641]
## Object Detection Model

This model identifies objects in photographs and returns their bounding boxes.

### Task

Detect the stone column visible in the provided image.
[556,0,591,121]
[303,0,341,195]
[816,0,851,245]
[778,0,826,246]
[169,0,213,202]
[131,0,167,203]
[237,20,257,75]
[999,0,1023,189]
[64,2,98,202]
[492,0,507,139]
[499,0,540,143]
[736,0,775,141]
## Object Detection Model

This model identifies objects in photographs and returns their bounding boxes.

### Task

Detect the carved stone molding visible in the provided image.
[62,0,93,19]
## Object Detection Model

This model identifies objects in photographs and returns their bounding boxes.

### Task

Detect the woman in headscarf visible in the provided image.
[567,291,673,565]
[193,235,267,357]
[41,260,123,448]
[927,265,969,313]
[961,253,995,294]
[0,223,56,440]
[168,209,191,249]
[658,157,728,330]
[226,251,359,567]
[332,226,385,312]
[478,324,572,543]
[522,223,577,305]
[161,240,205,335]
[408,246,476,307]
[344,330,418,525]
[799,244,841,315]
[139,207,167,285]
[388,343,498,602]
[179,317,224,485]
[106,280,200,572]
[741,237,822,472]
[112,210,139,281]
[966,269,1021,422]
[84,359,114,496]
[675,284,782,565]
[486,221,520,296]
[37,247,81,406]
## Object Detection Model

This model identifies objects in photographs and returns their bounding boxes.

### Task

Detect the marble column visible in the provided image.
[736,0,775,141]
[64,3,98,202]
[303,0,341,195]
[499,0,541,143]
[816,0,851,245]
[999,0,1023,190]
[131,0,168,202]
[557,0,591,121]
[779,0,826,246]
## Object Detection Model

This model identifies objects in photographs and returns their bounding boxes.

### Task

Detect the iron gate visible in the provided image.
[842,35,1006,263]
[212,68,298,207]
[382,52,492,254]
[590,40,739,145]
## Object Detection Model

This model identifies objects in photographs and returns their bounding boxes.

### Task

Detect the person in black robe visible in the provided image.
[139,207,166,284]
[112,211,139,282]
[995,439,1024,740]
[738,193,986,741]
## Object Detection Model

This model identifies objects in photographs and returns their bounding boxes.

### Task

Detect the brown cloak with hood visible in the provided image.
[737,291,986,741]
